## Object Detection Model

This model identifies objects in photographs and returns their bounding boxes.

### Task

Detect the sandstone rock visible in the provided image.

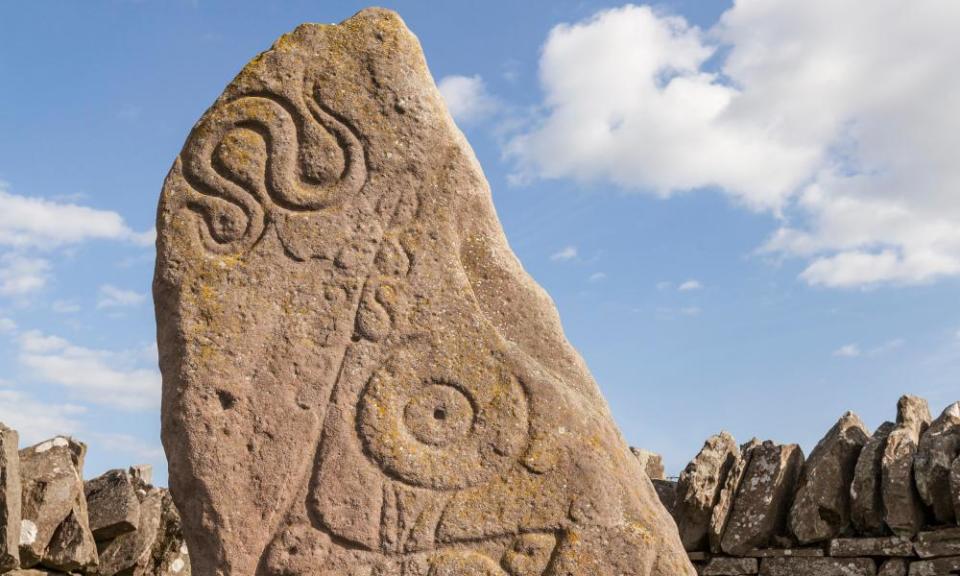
[18,437,97,571]
[953,456,960,523]
[0,424,21,573]
[700,556,757,575]
[759,557,875,576]
[828,536,913,557]
[914,402,960,523]
[85,469,140,541]
[788,412,869,544]
[97,485,163,576]
[720,441,804,555]
[877,559,907,576]
[883,395,932,537]
[676,432,739,551]
[652,479,677,516]
[154,8,692,576]
[914,527,960,558]
[709,439,760,554]
[851,421,895,536]
[631,448,666,480]
[908,556,960,575]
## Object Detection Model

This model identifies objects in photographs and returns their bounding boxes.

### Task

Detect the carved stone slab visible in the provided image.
[154,8,693,576]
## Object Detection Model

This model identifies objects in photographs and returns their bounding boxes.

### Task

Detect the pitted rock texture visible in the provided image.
[154,8,692,576]
[85,469,140,541]
[851,421,895,536]
[719,441,804,555]
[788,411,869,544]
[914,402,960,524]
[0,424,20,573]
[882,395,931,537]
[674,432,738,551]
[709,439,760,554]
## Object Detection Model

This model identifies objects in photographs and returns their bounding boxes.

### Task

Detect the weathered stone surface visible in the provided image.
[908,556,960,575]
[154,8,692,576]
[759,557,876,576]
[953,455,960,523]
[97,485,163,576]
[85,469,140,541]
[720,441,804,555]
[632,448,666,480]
[851,421,895,536]
[744,548,824,558]
[129,465,153,487]
[18,437,97,571]
[877,559,907,576]
[0,424,21,573]
[789,412,869,544]
[914,402,960,524]
[653,479,677,516]
[710,439,760,554]
[676,432,739,551]
[701,556,758,575]
[149,490,191,576]
[883,395,931,537]
[5,570,66,576]
[914,527,960,558]
[828,536,913,557]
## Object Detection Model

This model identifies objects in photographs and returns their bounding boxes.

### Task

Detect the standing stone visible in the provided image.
[788,412,869,544]
[710,439,760,553]
[18,437,97,572]
[85,469,141,540]
[720,441,805,555]
[674,432,739,551]
[0,424,21,573]
[851,421,895,535]
[914,402,960,524]
[153,8,693,576]
[631,448,666,480]
[882,395,931,537]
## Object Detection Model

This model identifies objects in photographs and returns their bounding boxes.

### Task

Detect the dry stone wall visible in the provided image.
[643,395,960,575]
[0,426,188,576]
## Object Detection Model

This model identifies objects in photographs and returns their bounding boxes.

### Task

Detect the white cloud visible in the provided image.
[509,2,960,288]
[833,344,861,358]
[678,279,702,291]
[97,285,146,309]
[18,330,161,411]
[438,74,499,124]
[0,317,16,334]
[868,338,905,356]
[0,389,86,445]
[0,183,151,249]
[91,433,163,461]
[588,272,607,283]
[52,300,81,314]
[550,245,578,262]
[0,254,50,296]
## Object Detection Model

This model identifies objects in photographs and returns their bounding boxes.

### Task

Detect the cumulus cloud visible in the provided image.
[509,2,960,288]
[550,245,578,262]
[0,389,85,445]
[0,317,16,334]
[0,254,50,296]
[678,279,702,291]
[588,272,607,283]
[18,330,161,411]
[97,285,146,309]
[438,74,499,124]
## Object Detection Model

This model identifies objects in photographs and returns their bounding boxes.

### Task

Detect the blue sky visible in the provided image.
[1,0,958,483]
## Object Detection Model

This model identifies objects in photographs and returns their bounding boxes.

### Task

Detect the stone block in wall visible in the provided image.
[631,447,666,480]
[759,557,876,576]
[743,548,825,558]
[0,423,21,573]
[953,455,960,524]
[677,432,740,551]
[18,436,97,572]
[700,556,758,575]
[877,558,908,576]
[882,395,931,538]
[149,490,191,576]
[720,441,804,555]
[914,401,960,524]
[85,469,140,541]
[710,439,760,553]
[908,556,960,575]
[789,412,869,544]
[96,484,163,576]
[914,526,960,558]
[828,536,913,557]
[652,479,677,516]
[851,421,895,536]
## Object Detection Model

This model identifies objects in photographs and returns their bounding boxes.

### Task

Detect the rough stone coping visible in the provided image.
[908,555,960,576]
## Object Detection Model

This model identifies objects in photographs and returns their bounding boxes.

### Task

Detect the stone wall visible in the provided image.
[0,425,188,576]
[642,395,960,576]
